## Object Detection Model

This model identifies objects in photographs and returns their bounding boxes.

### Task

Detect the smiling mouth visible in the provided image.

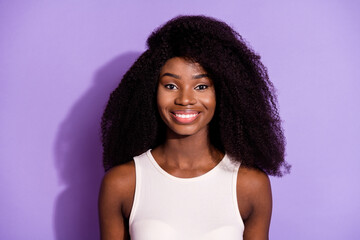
[171,111,200,123]
[174,113,198,118]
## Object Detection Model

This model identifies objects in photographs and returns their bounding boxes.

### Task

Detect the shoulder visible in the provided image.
[103,161,136,182]
[236,166,272,221]
[99,162,136,238]
[101,161,135,191]
[237,166,271,195]
[99,161,136,209]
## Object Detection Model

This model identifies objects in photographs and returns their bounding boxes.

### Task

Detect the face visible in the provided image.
[157,57,216,137]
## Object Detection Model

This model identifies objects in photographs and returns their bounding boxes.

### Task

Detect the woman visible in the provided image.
[99,15,290,240]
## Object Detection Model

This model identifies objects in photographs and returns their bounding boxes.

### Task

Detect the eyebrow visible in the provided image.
[160,73,209,79]
[193,74,209,79]
[161,73,180,79]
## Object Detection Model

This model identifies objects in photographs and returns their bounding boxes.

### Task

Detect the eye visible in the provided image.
[164,84,178,90]
[195,84,208,90]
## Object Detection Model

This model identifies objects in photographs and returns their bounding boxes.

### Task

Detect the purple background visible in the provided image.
[1,1,359,239]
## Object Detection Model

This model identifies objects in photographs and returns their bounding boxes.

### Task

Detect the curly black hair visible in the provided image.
[101,15,290,176]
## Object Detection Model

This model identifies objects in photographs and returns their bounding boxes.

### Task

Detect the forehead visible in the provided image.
[160,57,206,74]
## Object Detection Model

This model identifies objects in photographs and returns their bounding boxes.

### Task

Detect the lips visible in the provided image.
[171,110,200,124]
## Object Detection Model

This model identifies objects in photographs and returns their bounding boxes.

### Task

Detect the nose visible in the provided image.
[175,88,197,106]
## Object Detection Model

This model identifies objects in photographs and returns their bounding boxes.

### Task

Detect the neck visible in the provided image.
[156,128,222,168]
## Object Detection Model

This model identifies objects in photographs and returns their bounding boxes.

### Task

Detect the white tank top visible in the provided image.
[129,150,244,240]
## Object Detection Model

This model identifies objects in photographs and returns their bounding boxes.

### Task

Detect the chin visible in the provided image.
[167,125,208,138]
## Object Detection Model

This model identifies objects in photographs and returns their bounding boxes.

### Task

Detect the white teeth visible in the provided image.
[175,113,197,118]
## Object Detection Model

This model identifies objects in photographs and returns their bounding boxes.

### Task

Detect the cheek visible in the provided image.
[157,90,165,109]
[203,91,216,112]
[156,90,171,117]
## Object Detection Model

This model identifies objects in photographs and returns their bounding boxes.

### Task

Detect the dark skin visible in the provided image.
[99,57,272,240]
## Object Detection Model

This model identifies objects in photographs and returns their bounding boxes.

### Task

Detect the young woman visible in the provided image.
[99,15,290,240]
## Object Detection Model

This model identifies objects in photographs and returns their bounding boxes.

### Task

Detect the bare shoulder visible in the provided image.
[101,161,136,192]
[99,162,135,239]
[99,161,136,217]
[237,166,271,195]
[236,166,272,223]
[236,166,272,239]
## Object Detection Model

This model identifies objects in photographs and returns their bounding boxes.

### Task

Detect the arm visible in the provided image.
[98,162,135,240]
[237,167,272,240]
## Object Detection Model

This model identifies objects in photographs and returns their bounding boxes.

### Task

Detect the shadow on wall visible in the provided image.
[53,52,141,240]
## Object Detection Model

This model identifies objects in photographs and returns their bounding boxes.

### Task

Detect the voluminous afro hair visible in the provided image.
[101,15,290,176]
